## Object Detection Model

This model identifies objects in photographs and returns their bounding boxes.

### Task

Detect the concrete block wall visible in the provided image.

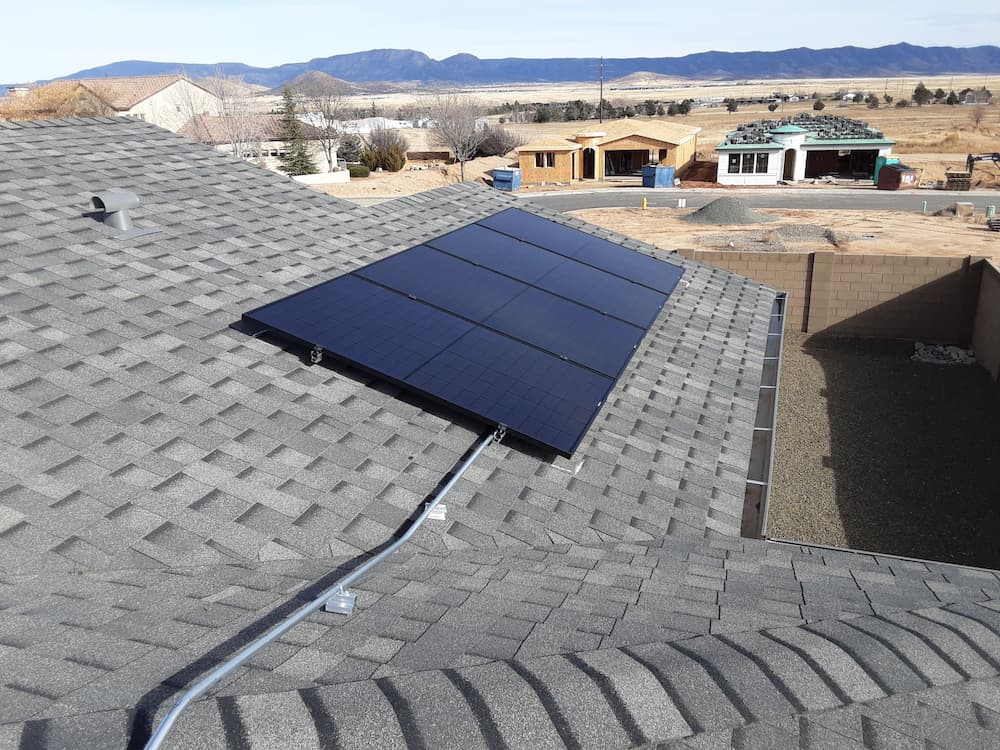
[677,249,812,329]
[972,260,1000,381]
[811,253,978,342]
[681,249,986,344]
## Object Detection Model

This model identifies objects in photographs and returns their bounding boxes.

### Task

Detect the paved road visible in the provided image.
[519,187,1000,214]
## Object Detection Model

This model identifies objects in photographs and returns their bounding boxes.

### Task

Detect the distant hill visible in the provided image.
[270,71,357,96]
[8,44,1000,90]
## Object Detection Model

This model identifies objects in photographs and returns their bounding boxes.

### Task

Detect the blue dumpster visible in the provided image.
[641,165,675,188]
[492,168,522,191]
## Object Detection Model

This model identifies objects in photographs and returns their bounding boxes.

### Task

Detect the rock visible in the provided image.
[910,342,976,365]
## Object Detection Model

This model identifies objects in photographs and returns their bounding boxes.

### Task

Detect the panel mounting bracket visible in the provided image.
[427,503,447,520]
[323,589,356,615]
[309,345,323,364]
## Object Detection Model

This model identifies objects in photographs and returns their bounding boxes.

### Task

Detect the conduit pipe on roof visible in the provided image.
[143,424,505,750]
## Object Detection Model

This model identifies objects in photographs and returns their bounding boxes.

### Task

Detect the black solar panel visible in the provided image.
[243,209,684,456]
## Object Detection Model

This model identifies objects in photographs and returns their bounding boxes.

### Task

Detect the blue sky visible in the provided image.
[6,1,1000,82]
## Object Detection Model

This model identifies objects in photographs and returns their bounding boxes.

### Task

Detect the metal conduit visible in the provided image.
[144,425,505,750]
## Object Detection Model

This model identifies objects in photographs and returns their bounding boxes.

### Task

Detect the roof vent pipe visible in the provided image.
[91,190,140,231]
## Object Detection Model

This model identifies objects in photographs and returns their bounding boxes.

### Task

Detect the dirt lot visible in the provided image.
[570,206,1000,262]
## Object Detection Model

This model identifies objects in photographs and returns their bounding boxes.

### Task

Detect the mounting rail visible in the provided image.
[143,425,505,750]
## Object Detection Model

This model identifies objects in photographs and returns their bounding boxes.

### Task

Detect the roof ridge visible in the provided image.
[14,602,996,749]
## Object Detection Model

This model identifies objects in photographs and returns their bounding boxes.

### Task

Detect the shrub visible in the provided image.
[476,124,525,157]
[812,100,825,111]
[768,102,779,112]
[347,164,370,178]
[360,126,408,172]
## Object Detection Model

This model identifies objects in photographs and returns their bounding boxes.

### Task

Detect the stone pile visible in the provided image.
[682,196,776,225]
[911,342,976,365]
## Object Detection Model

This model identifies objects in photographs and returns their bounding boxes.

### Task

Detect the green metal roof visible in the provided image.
[802,138,896,147]
[716,141,784,151]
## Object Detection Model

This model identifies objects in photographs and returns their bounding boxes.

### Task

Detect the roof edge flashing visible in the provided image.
[91,190,140,231]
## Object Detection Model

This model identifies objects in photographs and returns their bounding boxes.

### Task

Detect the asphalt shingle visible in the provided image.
[2,116,999,749]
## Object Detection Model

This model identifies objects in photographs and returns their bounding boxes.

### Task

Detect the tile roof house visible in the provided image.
[1,117,999,750]
[25,75,221,131]
[177,114,341,176]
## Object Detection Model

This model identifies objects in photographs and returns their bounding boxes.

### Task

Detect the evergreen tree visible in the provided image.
[278,86,317,176]
[339,133,363,162]
[946,90,959,105]
[912,82,933,106]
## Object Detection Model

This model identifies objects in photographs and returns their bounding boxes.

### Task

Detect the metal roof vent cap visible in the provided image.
[91,190,140,231]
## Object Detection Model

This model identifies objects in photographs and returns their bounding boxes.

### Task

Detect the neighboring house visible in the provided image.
[1,117,1000,750]
[27,74,221,131]
[516,119,701,184]
[717,113,895,185]
[333,115,414,134]
[178,113,341,175]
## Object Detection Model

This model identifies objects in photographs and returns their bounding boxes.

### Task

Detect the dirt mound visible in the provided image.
[682,196,776,225]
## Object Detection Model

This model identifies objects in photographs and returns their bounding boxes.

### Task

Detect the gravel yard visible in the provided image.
[767,332,1000,568]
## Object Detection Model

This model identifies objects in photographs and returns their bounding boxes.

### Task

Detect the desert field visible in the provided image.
[330,73,1000,111]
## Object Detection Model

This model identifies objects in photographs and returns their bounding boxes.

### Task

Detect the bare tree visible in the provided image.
[427,93,487,181]
[201,74,263,161]
[296,89,346,173]
[970,104,987,129]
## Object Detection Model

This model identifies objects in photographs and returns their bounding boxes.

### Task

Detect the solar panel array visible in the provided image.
[242,208,684,456]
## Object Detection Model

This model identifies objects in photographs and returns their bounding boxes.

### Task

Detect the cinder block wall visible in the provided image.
[972,261,1000,381]
[680,249,985,344]
[677,250,812,329]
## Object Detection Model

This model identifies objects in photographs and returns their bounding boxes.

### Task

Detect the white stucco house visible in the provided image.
[716,114,895,186]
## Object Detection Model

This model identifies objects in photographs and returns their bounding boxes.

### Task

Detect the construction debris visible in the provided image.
[911,342,976,365]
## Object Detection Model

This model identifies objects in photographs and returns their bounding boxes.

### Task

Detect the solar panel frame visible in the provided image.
[241,209,685,457]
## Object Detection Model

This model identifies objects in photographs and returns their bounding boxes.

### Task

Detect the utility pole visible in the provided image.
[599,57,604,124]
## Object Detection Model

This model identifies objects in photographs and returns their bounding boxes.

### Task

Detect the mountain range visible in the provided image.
[12,44,1000,89]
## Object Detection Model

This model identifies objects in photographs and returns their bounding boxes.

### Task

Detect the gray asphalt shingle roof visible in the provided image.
[1,116,998,749]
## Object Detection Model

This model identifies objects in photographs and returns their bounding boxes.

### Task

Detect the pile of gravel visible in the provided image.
[696,223,853,252]
[682,196,776,225]
[911,342,976,365]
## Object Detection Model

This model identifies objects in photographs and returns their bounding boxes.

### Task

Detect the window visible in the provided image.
[534,152,555,168]
[730,152,771,175]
